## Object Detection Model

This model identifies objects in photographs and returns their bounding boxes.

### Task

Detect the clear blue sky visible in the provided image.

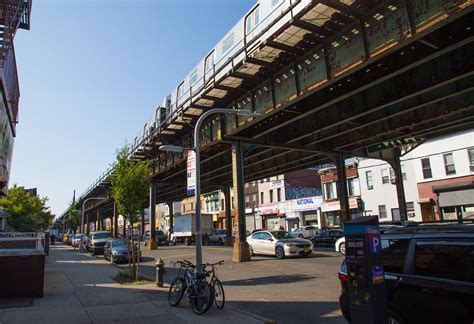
[11,0,255,217]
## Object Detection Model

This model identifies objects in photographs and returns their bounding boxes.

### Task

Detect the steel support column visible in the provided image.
[96,209,100,232]
[148,181,157,250]
[167,201,174,240]
[387,148,408,223]
[332,152,350,224]
[231,141,251,262]
[86,214,90,235]
[113,202,118,238]
[224,184,232,246]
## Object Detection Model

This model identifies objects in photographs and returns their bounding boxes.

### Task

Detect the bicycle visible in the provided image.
[204,260,225,309]
[168,260,215,315]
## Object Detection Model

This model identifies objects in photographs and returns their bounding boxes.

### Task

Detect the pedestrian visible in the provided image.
[50,233,56,245]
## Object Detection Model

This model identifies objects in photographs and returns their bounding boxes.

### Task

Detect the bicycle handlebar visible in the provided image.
[205,260,224,266]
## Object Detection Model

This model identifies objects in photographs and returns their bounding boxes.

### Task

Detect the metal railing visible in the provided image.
[0,232,46,252]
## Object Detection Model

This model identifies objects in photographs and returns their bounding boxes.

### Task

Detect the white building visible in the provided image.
[358,158,422,222]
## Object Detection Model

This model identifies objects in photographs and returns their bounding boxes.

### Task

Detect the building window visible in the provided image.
[245,195,250,208]
[222,33,234,54]
[347,178,356,197]
[366,171,373,190]
[378,205,387,218]
[253,181,257,187]
[277,188,281,202]
[260,192,264,204]
[443,153,456,175]
[421,158,432,179]
[381,169,389,184]
[468,148,474,173]
[252,193,257,207]
[324,182,335,200]
[269,189,274,203]
[245,182,249,188]
[221,199,224,210]
[260,179,264,184]
[389,168,396,184]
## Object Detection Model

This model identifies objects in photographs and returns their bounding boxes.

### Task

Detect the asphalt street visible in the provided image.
[117,244,346,324]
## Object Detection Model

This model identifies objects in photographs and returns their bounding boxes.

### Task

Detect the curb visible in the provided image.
[227,306,277,324]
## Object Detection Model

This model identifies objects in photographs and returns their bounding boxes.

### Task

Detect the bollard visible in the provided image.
[156,258,165,287]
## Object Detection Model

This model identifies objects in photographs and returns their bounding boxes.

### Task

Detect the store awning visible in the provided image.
[438,189,474,207]
[417,198,435,205]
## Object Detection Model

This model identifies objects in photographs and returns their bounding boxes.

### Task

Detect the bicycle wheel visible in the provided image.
[213,278,225,309]
[168,278,185,306]
[191,281,214,315]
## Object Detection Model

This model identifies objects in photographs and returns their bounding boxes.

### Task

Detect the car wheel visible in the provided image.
[339,242,346,255]
[275,246,285,259]
[218,238,223,245]
[249,245,254,256]
[388,310,406,324]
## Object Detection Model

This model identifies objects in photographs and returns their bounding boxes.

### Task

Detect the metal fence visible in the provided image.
[0,232,46,253]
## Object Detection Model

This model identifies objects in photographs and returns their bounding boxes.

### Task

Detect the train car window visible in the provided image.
[254,7,260,26]
[205,52,214,72]
[177,82,184,99]
[246,15,252,34]
[222,33,234,54]
[272,0,280,7]
[190,70,198,86]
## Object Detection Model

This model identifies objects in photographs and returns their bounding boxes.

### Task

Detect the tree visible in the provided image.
[0,185,54,232]
[110,146,150,279]
[68,200,81,250]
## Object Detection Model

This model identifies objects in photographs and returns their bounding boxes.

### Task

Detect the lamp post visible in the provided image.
[160,108,260,272]
[80,197,106,252]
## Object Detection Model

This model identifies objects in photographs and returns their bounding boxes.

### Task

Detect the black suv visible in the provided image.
[338,224,474,323]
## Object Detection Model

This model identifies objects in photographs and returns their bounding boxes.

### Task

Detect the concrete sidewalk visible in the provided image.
[0,244,268,324]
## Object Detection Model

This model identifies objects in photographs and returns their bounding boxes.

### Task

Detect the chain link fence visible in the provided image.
[0,232,46,254]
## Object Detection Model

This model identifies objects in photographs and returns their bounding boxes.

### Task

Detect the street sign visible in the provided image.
[187,150,196,196]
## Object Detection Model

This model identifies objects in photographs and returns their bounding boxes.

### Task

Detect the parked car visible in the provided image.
[87,231,113,254]
[206,229,228,245]
[335,236,345,254]
[310,229,343,247]
[143,230,169,246]
[247,230,312,259]
[338,223,474,323]
[66,234,74,246]
[71,234,84,247]
[290,225,319,239]
[103,239,141,263]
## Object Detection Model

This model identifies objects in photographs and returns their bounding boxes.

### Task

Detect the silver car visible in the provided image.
[247,230,312,259]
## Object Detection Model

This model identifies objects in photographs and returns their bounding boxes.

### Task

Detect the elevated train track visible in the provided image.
[58,0,473,227]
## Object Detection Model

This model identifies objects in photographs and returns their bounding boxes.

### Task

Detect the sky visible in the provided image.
[11,0,255,217]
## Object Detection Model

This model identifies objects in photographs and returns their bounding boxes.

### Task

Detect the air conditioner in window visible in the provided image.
[390,177,396,184]
[407,211,415,218]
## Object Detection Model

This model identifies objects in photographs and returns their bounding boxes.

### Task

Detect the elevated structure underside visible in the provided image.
[61,0,473,221]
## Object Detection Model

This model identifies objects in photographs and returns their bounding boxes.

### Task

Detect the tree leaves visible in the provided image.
[110,146,150,225]
[0,185,54,232]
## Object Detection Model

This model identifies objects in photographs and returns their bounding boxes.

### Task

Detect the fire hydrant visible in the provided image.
[156,258,165,287]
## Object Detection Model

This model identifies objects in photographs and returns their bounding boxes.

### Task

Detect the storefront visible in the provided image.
[435,182,474,221]
[321,197,360,227]
[258,203,285,230]
[291,196,323,229]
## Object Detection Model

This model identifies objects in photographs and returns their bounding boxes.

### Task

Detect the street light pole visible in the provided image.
[80,197,106,252]
[160,108,260,272]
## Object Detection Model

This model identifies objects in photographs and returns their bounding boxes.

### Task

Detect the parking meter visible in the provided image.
[343,216,387,324]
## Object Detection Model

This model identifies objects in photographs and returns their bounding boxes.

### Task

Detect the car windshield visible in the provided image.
[272,231,294,239]
[111,240,127,247]
[217,230,226,234]
[74,234,83,239]
[92,233,112,240]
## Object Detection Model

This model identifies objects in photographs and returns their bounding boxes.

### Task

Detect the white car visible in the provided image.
[206,229,227,245]
[290,225,319,238]
[247,230,312,259]
[335,236,345,255]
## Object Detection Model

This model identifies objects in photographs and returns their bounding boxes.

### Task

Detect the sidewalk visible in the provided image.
[0,244,268,324]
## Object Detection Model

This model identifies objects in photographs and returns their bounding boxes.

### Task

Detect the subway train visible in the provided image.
[132,0,338,151]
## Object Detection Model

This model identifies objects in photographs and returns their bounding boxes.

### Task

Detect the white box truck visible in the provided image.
[171,213,213,245]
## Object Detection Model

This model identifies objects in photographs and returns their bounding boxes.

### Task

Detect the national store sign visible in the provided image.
[292,196,323,212]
